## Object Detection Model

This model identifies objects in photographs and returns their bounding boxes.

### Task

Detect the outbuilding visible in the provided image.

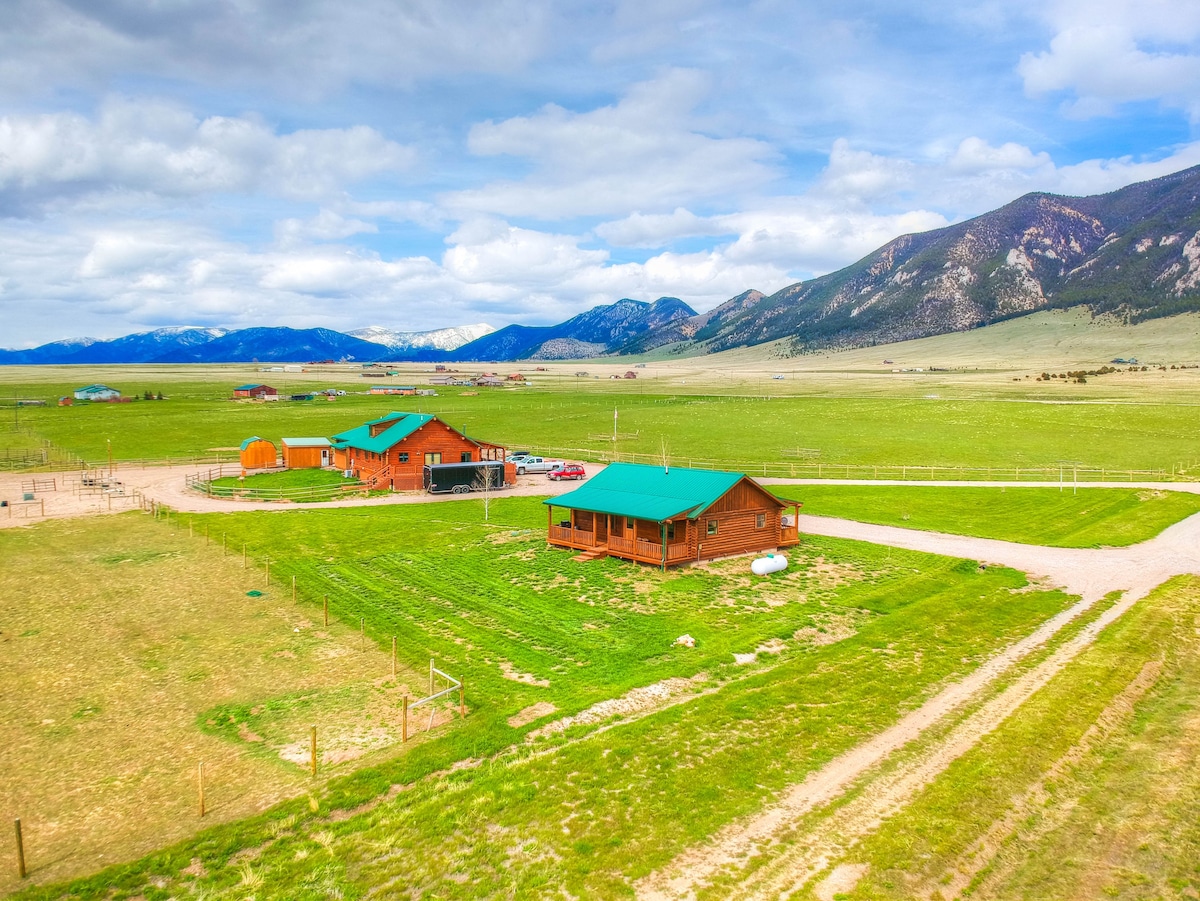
[234,384,277,399]
[74,385,121,401]
[331,411,513,491]
[282,437,332,469]
[545,462,800,568]
[239,436,277,470]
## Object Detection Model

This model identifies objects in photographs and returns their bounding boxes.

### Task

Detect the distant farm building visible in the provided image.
[234,384,277,399]
[58,396,73,406]
[331,412,513,491]
[507,373,525,381]
[282,437,332,469]
[624,371,637,379]
[74,385,121,401]
[545,463,800,568]
[369,385,417,395]
[239,437,277,470]
[428,375,456,386]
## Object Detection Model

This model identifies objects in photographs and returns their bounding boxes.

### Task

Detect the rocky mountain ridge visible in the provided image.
[681,164,1200,355]
[5,165,1200,364]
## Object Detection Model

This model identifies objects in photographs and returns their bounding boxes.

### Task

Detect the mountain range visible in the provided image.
[4,165,1200,365]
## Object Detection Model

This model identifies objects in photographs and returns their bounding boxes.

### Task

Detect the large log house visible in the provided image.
[545,462,800,568]
[331,411,512,491]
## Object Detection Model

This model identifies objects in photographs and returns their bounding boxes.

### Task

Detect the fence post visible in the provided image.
[323,595,328,627]
[403,695,408,742]
[310,726,317,776]
[460,681,465,719]
[198,762,206,817]
[14,818,26,879]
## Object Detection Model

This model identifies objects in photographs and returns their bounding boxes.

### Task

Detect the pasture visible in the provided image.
[5,499,1076,897]
[3,369,1200,478]
[778,485,1200,547]
[3,325,1200,899]
[0,515,423,895]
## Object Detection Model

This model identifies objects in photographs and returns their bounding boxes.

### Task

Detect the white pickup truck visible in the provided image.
[513,456,564,474]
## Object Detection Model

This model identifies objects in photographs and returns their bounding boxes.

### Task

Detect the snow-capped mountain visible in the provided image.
[348,323,494,351]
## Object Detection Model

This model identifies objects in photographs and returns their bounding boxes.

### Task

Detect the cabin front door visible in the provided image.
[596,515,608,544]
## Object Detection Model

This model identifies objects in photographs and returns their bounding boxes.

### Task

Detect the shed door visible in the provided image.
[321,448,329,465]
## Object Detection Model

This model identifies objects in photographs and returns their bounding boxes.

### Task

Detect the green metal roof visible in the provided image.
[282,437,332,447]
[240,436,272,450]
[545,462,774,522]
[331,412,434,454]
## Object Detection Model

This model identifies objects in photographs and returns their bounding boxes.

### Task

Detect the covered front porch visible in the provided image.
[546,506,693,568]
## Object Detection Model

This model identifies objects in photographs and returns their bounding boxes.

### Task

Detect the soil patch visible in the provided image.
[508,702,558,729]
[529,674,708,740]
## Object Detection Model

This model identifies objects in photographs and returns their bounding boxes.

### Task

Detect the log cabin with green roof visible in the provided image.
[545,462,800,568]
[331,412,512,491]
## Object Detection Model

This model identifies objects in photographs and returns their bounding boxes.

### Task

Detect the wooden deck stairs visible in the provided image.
[363,465,392,490]
[572,547,607,562]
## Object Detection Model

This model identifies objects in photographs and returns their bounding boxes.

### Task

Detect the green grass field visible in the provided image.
[822,575,1200,900]
[775,485,1200,547]
[3,378,1200,478]
[9,500,1073,899]
[3,344,1200,899]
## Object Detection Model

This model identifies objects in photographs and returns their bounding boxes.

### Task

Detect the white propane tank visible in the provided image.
[751,553,788,576]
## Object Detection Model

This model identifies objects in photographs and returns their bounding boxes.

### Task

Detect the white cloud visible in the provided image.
[275,210,378,247]
[948,137,1053,173]
[717,204,950,273]
[444,69,779,219]
[0,99,415,213]
[1019,4,1200,119]
[815,139,917,204]
[593,208,731,247]
[0,0,558,101]
[443,219,609,286]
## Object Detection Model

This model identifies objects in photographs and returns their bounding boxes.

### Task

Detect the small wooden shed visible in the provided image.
[239,436,277,470]
[282,437,332,469]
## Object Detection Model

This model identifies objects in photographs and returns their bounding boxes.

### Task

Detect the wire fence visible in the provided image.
[184,467,369,502]
[544,447,1196,483]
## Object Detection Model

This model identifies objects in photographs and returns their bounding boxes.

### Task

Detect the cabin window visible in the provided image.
[424,452,441,465]
[461,452,472,462]
[612,515,624,533]
[707,520,719,536]
[398,453,408,463]
[756,513,766,529]
[666,522,676,540]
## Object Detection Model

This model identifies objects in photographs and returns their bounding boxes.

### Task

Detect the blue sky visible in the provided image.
[2,0,1200,346]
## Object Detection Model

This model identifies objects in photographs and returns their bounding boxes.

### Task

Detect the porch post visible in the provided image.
[660,521,667,572]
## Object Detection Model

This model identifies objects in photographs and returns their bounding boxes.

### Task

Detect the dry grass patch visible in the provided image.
[0,513,416,893]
